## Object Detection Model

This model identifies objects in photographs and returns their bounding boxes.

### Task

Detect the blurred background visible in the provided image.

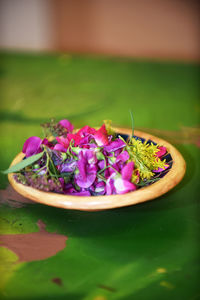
[0,0,200,60]
[0,2,200,300]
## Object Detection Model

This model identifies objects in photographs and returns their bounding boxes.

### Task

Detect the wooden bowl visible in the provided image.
[8,128,186,211]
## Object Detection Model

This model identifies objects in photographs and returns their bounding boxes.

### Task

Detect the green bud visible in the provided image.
[96,152,105,160]
[61,152,67,160]
[33,164,40,169]
[109,157,116,164]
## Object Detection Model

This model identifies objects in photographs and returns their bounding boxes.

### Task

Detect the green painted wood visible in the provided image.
[0,52,199,300]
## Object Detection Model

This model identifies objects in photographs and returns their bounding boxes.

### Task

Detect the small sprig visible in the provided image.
[41,119,67,138]
[126,138,168,180]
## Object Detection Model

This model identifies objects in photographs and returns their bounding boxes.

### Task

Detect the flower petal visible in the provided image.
[75,150,97,188]
[114,177,136,194]
[153,164,169,173]
[106,174,116,195]
[121,161,134,181]
[116,150,129,162]
[60,159,77,172]
[59,119,74,133]
[69,190,91,196]
[94,181,106,195]
[93,124,109,146]
[77,126,96,136]
[104,139,126,152]
[156,146,167,158]
[22,136,42,157]
[56,136,69,149]
[53,144,67,152]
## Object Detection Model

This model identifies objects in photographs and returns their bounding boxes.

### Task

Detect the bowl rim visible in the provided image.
[8,128,186,211]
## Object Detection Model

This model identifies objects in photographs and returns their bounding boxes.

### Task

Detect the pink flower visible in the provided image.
[22,137,49,157]
[78,125,96,136]
[106,161,136,195]
[59,119,74,133]
[94,181,106,195]
[75,150,97,188]
[113,176,136,194]
[54,136,69,152]
[66,124,109,148]
[93,124,109,146]
[104,139,126,152]
[153,146,169,173]
[156,146,166,158]
[67,133,82,146]
[115,150,129,163]
[121,161,134,181]
[153,164,169,173]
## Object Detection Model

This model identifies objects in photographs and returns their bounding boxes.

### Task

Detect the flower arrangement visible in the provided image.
[4,119,170,196]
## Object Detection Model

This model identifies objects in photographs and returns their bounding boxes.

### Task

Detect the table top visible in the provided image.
[0,52,199,300]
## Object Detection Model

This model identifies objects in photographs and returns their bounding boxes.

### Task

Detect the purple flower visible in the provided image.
[66,188,91,196]
[55,136,69,152]
[113,176,136,194]
[106,161,136,195]
[94,181,106,195]
[98,160,106,170]
[60,159,77,173]
[64,184,91,196]
[106,174,115,195]
[121,161,134,181]
[104,139,126,153]
[59,119,74,133]
[71,190,91,196]
[116,150,129,163]
[75,150,97,188]
[153,164,169,173]
[53,143,67,152]
[22,137,49,157]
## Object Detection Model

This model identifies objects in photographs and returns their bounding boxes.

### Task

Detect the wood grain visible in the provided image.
[8,129,186,211]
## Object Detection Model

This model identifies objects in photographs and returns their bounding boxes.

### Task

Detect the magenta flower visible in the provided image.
[93,124,109,146]
[22,137,49,157]
[67,133,82,147]
[55,136,69,152]
[156,146,166,158]
[78,125,96,136]
[64,184,91,196]
[59,119,74,133]
[60,159,77,173]
[106,174,115,195]
[121,161,134,181]
[104,139,126,153]
[94,181,106,195]
[53,144,66,152]
[113,176,136,194]
[116,150,129,163]
[106,173,136,195]
[75,150,97,188]
[67,189,91,196]
[106,161,136,195]
[153,164,169,173]
[72,190,91,196]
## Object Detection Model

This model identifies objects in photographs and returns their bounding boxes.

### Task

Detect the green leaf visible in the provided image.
[96,152,105,160]
[2,151,44,174]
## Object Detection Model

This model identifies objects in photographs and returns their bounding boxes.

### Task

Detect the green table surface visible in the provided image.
[0,52,199,300]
